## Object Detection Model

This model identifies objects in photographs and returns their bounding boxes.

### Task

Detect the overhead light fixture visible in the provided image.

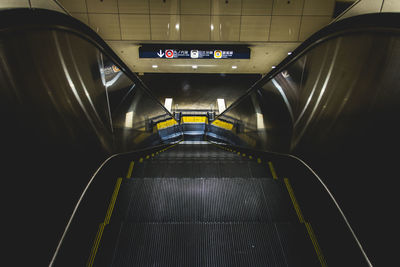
[192,65,198,69]
[164,98,173,112]
[211,24,214,31]
[125,111,133,128]
[152,65,158,69]
[217,98,226,114]
[287,51,292,55]
[232,65,237,69]
[271,66,276,69]
[175,23,180,30]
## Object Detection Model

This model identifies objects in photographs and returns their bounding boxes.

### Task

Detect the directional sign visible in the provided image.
[139,45,250,59]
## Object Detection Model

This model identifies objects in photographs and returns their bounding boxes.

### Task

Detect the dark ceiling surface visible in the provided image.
[140,73,261,111]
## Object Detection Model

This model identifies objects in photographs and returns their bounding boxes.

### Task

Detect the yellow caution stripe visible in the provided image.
[87,223,105,267]
[268,161,278,180]
[284,178,327,267]
[87,178,122,267]
[284,178,304,223]
[211,119,233,130]
[156,118,178,130]
[181,116,208,124]
[126,161,134,179]
[305,222,328,267]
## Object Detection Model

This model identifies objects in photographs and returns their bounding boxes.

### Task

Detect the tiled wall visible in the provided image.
[58,0,336,42]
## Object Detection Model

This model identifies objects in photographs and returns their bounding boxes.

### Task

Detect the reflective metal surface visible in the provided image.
[0,22,173,265]
[217,24,400,266]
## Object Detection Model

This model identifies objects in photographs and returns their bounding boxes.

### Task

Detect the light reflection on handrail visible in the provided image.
[208,141,373,267]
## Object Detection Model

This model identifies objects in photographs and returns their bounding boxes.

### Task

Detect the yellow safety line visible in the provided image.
[284,177,327,267]
[105,178,122,224]
[268,161,278,180]
[87,223,105,267]
[305,222,328,267]
[126,161,134,179]
[87,177,122,267]
[284,178,304,223]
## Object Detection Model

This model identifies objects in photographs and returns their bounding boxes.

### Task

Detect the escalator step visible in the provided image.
[121,178,294,223]
[132,160,272,178]
[111,222,318,267]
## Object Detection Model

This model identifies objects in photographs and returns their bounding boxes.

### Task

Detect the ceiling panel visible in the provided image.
[88,13,121,40]
[272,0,304,15]
[269,15,301,41]
[240,16,270,42]
[299,16,331,41]
[212,0,241,15]
[382,0,400,12]
[149,0,179,14]
[118,0,149,14]
[211,16,240,41]
[242,0,273,15]
[181,15,210,41]
[71,12,89,25]
[303,0,335,16]
[0,0,29,8]
[181,0,211,15]
[58,0,86,13]
[59,0,335,74]
[151,15,180,40]
[31,0,65,12]
[86,0,118,13]
[120,14,150,40]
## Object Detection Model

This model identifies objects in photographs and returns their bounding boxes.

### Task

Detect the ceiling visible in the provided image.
[58,0,339,74]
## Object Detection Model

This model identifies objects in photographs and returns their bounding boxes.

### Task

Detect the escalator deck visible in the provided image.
[95,143,320,267]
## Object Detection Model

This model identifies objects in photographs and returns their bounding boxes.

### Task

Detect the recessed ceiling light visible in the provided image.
[192,65,198,69]
[152,65,158,68]
[232,65,237,69]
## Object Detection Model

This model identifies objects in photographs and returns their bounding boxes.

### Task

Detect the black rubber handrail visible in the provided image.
[217,12,400,119]
[0,8,175,120]
[209,141,373,266]
[48,140,183,266]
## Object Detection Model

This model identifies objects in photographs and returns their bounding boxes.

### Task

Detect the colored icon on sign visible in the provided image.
[165,49,174,58]
[190,50,199,58]
[214,50,222,59]
[112,65,120,72]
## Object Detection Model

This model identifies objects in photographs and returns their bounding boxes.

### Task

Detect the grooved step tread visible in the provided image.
[110,222,319,267]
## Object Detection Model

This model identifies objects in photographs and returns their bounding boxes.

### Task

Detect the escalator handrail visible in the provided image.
[212,141,373,267]
[217,12,400,119]
[0,8,176,121]
[48,141,182,267]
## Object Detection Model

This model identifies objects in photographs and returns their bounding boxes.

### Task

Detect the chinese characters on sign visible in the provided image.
[139,45,250,59]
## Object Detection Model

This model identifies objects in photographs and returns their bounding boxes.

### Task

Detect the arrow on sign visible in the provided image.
[157,50,164,58]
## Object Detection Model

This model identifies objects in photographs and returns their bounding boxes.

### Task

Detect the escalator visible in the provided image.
[3,7,400,267]
[93,142,319,266]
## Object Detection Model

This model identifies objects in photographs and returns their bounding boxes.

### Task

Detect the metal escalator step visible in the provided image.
[111,222,316,267]
[122,178,295,223]
[132,159,272,179]
[275,223,321,267]
[260,179,299,222]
